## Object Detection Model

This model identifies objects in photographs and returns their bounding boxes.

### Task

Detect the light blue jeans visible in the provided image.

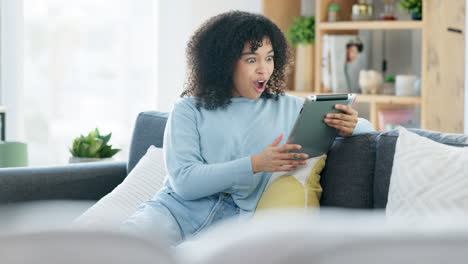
[121,189,240,246]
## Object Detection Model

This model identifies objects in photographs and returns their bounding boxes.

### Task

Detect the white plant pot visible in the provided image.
[69,157,114,164]
[294,44,315,91]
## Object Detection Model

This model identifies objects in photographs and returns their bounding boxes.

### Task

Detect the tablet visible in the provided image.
[287,94,356,158]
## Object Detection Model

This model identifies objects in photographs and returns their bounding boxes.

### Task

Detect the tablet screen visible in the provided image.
[287,94,356,158]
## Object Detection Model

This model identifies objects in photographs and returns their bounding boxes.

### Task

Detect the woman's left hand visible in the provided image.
[324,104,358,137]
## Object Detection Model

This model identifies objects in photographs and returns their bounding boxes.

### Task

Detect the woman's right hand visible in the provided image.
[251,134,309,173]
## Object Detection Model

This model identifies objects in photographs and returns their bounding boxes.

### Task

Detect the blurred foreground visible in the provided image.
[1,202,468,264]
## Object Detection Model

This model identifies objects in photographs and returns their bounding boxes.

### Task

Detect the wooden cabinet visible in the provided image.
[264,0,465,132]
[423,0,465,133]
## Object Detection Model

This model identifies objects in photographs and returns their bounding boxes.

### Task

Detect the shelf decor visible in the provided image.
[351,0,374,21]
[327,2,341,22]
[0,141,28,168]
[399,0,422,20]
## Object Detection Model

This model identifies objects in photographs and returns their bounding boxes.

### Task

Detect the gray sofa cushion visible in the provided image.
[320,133,379,209]
[373,129,468,209]
[128,111,169,173]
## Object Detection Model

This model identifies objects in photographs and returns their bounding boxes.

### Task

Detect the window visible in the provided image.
[23,0,158,165]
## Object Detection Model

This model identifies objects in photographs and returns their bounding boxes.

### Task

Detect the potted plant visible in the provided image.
[287,16,315,91]
[69,128,121,163]
[399,0,422,20]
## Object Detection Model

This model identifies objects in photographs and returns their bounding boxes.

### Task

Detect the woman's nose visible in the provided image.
[256,61,267,74]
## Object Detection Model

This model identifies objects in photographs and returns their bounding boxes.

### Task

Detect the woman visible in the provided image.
[122,10,373,246]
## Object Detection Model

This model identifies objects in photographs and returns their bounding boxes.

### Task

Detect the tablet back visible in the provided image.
[288,94,355,157]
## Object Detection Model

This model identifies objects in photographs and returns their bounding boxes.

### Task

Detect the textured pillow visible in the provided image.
[321,133,377,208]
[256,155,326,211]
[74,145,167,228]
[386,127,468,217]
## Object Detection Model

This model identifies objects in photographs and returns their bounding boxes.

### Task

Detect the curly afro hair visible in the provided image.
[181,10,292,110]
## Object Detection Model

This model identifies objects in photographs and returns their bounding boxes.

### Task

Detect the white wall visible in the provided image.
[156,0,261,112]
[1,0,23,141]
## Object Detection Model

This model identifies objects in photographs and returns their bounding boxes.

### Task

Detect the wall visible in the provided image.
[301,0,315,15]
[156,0,261,112]
[0,1,2,104]
[0,0,23,141]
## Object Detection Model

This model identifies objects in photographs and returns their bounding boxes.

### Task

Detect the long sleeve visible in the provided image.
[163,99,255,200]
[352,117,375,135]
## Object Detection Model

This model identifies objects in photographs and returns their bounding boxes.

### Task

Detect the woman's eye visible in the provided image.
[246,58,256,63]
[266,56,274,61]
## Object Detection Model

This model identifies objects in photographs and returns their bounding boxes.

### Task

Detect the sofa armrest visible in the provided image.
[0,161,127,204]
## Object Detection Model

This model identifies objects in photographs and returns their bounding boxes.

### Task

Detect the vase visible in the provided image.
[294,44,315,91]
[0,141,28,168]
[69,157,114,164]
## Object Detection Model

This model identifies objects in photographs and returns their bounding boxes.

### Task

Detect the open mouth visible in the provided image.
[254,80,267,93]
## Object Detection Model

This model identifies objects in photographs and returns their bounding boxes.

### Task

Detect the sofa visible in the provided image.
[1,110,468,209]
[2,111,468,263]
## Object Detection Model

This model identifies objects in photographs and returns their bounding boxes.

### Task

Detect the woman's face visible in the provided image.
[346,45,359,63]
[232,37,274,99]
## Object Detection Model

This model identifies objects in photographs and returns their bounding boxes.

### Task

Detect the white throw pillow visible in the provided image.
[386,127,468,218]
[73,145,167,228]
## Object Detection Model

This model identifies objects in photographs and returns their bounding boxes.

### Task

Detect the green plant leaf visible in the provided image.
[79,142,90,158]
[70,137,81,157]
[69,148,76,157]
[327,3,340,12]
[99,145,111,158]
[88,139,104,157]
[107,148,121,157]
[88,128,98,140]
[398,0,422,17]
[70,128,120,158]
[287,16,315,46]
[101,133,112,145]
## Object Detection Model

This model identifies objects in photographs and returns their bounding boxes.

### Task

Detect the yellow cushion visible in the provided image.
[256,155,326,211]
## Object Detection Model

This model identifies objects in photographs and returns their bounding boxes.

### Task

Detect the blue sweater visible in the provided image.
[162,94,374,214]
